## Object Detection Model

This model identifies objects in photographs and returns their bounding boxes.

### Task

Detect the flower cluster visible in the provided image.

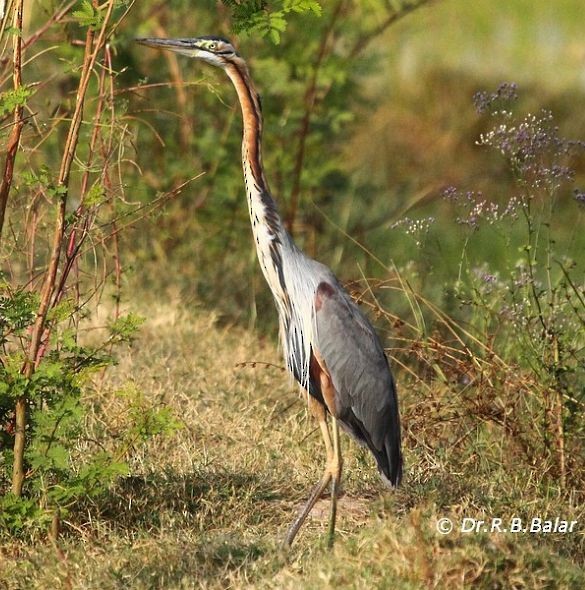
[441,187,519,230]
[391,216,435,246]
[511,264,534,289]
[500,301,529,329]
[476,101,585,189]
[470,264,505,296]
[473,82,518,114]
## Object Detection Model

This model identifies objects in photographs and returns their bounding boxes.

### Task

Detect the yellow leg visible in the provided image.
[327,417,342,548]
[319,412,334,463]
[284,398,334,548]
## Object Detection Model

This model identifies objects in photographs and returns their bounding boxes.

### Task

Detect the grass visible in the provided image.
[1,301,583,589]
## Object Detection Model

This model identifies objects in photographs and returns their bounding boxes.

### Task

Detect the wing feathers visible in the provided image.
[314,281,402,486]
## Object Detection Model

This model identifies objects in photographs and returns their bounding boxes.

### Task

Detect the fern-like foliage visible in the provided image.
[222,0,322,43]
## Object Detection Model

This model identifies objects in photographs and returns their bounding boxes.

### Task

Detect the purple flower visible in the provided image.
[574,189,585,205]
[442,186,459,201]
[473,82,518,114]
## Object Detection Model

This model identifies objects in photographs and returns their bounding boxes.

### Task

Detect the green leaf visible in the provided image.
[0,289,38,334]
[46,445,70,470]
[0,495,50,533]
[85,183,107,207]
[47,184,68,199]
[4,26,22,37]
[251,11,288,44]
[48,299,75,323]
[268,28,280,44]
[31,359,64,383]
[0,86,32,116]
[223,0,265,34]
[76,453,129,493]
[109,313,145,342]
[269,13,287,32]
[60,328,78,351]
[72,0,104,30]
[283,0,322,15]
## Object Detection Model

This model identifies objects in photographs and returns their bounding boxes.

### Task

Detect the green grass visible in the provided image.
[1,303,583,589]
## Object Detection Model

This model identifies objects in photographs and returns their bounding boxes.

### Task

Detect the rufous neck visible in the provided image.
[225,62,269,192]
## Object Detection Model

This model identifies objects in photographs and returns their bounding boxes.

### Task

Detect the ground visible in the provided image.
[1,303,583,589]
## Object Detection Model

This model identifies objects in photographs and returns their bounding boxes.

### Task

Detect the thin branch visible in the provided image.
[49,42,111,318]
[0,0,25,244]
[23,1,77,50]
[286,0,345,234]
[104,44,122,319]
[348,0,436,59]
[5,0,26,497]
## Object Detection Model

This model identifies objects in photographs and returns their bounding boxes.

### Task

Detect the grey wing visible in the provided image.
[313,281,402,486]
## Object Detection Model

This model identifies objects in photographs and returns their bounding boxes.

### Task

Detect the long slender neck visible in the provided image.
[225,60,289,298]
[226,60,314,392]
[225,62,269,194]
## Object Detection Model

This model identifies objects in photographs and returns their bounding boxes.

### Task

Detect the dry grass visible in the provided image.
[1,302,584,589]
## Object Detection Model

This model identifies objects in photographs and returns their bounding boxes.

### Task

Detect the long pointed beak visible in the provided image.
[135,37,200,54]
[135,36,231,68]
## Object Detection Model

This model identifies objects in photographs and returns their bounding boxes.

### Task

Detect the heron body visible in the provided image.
[136,36,402,547]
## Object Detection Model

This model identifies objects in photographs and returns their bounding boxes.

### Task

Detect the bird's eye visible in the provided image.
[208,42,217,50]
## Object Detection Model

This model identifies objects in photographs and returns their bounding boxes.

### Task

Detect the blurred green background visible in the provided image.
[117,0,585,328]
[15,0,585,330]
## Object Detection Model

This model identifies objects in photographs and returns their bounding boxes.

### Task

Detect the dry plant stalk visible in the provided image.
[12,0,118,497]
[350,274,580,488]
[0,0,25,242]
[551,335,566,489]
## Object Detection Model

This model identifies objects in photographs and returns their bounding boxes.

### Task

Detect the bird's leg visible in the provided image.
[284,397,333,548]
[318,407,334,463]
[327,416,343,549]
[284,461,331,548]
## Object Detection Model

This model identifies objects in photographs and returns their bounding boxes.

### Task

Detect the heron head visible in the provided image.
[135,36,239,69]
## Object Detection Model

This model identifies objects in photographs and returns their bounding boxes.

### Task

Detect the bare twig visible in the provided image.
[348,0,436,59]
[0,0,25,244]
[285,0,345,235]
[23,1,77,50]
